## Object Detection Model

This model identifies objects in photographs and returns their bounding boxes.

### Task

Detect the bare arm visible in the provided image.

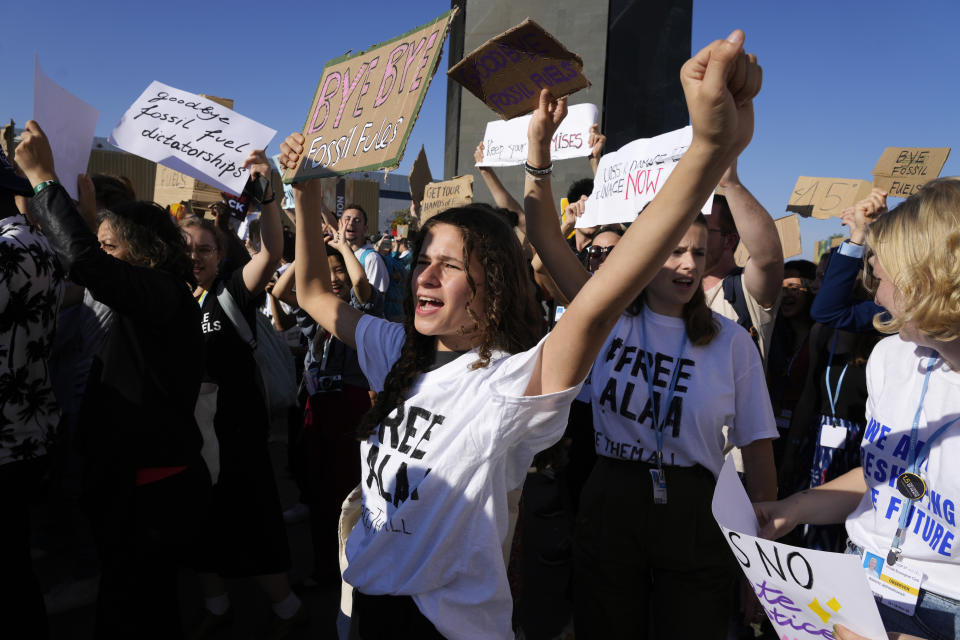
[721,160,783,308]
[326,219,373,304]
[754,467,867,539]
[277,145,363,350]
[588,123,606,176]
[241,150,283,294]
[526,31,762,396]
[272,261,299,307]
[475,143,523,213]
[741,438,777,503]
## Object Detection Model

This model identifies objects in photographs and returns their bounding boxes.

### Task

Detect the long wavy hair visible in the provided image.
[627,214,719,346]
[98,201,196,289]
[357,204,544,438]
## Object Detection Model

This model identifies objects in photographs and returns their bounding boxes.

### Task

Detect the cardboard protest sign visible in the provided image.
[33,56,99,200]
[284,10,457,183]
[448,19,590,120]
[409,145,433,204]
[734,214,802,267]
[786,177,874,220]
[110,81,276,195]
[872,147,950,198]
[712,458,887,640]
[420,175,473,222]
[577,126,711,228]
[477,103,598,167]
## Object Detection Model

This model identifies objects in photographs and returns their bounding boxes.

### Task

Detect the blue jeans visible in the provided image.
[846,543,960,640]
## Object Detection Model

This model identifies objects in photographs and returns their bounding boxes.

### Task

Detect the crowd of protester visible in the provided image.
[1,29,957,640]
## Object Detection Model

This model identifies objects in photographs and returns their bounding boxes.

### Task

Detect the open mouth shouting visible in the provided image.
[416,296,445,316]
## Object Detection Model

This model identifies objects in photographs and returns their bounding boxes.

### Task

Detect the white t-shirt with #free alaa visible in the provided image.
[846,335,960,600]
[589,308,777,477]
[343,315,582,639]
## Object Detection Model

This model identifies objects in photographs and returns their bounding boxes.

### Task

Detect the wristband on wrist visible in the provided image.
[33,179,60,195]
[524,161,553,181]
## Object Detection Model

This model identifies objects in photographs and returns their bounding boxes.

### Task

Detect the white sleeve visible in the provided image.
[476,336,583,457]
[354,314,405,393]
[364,252,390,293]
[728,327,779,448]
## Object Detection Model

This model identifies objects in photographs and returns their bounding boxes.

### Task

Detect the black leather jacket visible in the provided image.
[30,184,204,488]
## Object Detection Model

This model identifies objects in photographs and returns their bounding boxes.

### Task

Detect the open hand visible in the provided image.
[527,89,568,160]
[680,30,761,159]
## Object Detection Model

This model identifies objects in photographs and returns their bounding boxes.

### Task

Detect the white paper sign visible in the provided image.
[477,103,598,167]
[33,56,99,200]
[108,81,276,195]
[712,457,888,640]
[577,125,712,228]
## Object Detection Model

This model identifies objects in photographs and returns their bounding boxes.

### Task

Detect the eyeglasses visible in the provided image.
[190,245,216,257]
[782,284,809,293]
[586,245,615,258]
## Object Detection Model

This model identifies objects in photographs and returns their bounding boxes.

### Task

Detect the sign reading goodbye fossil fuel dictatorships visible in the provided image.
[284,9,458,183]
[109,82,276,196]
[447,19,590,120]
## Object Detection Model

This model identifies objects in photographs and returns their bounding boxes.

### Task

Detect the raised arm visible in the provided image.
[475,143,523,213]
[278,136,364,350]
[527,31,762,396]
[271,261,299,307]
[326,218,373,304]
[588,123,606,176]
[810,191,887,332]
[720,160,783,308]
[240,150,283,294]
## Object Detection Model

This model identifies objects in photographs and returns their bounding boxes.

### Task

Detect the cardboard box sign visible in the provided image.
[420,175,474,222]
[284,9,457,183]
[408,145,433,204]
[734,214,802,267]
[786,176,874,220]
[872,147,950,198]
[447,18,590,120]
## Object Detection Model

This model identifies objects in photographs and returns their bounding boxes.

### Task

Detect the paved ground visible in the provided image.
[34,439,574,639]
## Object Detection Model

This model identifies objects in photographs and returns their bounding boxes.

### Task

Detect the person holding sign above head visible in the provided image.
[16,121,209,639]
[179,152,306,637]
[279,29,761,640]
[525,47,775,640]
[755,178,960,640]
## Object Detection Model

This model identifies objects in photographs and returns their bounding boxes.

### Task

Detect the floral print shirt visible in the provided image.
[0,213,63,465]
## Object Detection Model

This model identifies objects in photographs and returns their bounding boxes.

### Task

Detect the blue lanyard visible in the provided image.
[889,354,960,558]
[641,309,688,470]
[824,331,849,422]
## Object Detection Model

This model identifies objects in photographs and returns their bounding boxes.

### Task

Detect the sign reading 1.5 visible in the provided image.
[786,176,873,220]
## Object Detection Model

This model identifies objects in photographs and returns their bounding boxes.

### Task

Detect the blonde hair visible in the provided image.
[867,177,960,341]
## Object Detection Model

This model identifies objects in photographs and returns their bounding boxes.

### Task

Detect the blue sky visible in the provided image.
[2,0,957,258]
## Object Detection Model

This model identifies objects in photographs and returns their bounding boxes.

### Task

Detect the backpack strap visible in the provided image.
[358,248,375,273]
[722,267,761,351]
[216,282,257,350]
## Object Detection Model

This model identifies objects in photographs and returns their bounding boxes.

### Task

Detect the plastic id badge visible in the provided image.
[650,468,668,504]
[819,416,848,449]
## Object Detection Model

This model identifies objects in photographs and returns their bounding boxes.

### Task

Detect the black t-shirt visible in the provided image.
[198,269,267,436]
[817,351,868,423]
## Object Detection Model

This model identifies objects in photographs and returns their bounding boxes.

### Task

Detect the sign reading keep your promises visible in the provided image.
[284,9,458,183]
[109,81,276,195]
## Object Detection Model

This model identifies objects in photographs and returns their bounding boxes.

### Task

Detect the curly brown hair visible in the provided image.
[98,201,196,289]
[357,204,545,438]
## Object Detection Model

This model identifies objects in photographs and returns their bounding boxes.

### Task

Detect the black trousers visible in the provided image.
[574,457,737,640]
[0,458,49,640]
[350,590,445,639]
[88,463,210,639]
